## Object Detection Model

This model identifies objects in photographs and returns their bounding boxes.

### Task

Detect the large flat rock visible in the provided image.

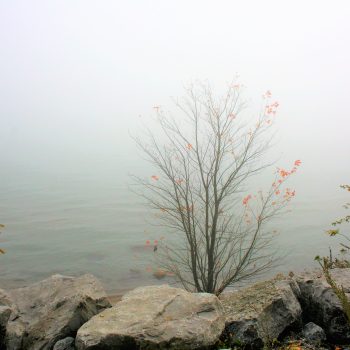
[2,274,111,350]
[76,284,225,350]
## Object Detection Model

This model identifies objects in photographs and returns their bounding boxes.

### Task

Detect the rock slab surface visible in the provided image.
[76,284,225,350]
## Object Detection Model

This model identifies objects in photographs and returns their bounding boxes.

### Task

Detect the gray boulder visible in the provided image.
[4,274,111,350]
[296,268,350,343]
[53,337,75,350]
[302,322,326,344]
[76,284,225,350]
[0,288,15,347]
[0,305,12,332]
[221,275,302,348]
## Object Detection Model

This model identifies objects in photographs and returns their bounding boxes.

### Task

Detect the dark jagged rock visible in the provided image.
[296,268,350,343]
[221,276,302,349]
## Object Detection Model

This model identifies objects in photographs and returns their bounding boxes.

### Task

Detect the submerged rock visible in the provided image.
[4,274,111,350]
[221,276,302,349]
[76,284,225,350]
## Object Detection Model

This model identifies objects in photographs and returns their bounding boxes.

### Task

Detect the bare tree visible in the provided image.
[0,224,5,254]
[133,82,299,295]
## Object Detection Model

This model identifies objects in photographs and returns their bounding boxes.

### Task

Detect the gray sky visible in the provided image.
[1,0,349,195]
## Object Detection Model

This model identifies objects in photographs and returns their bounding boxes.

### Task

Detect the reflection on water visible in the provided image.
[0,160,348,293]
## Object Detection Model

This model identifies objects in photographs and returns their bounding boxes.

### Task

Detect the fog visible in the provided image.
[1,1,349,169]
[0,1,349,290]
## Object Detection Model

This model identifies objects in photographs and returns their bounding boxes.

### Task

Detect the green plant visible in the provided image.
[315,255,350,324]
[315,185,350,270]
[314,185,350,325]
[325,185,350,256]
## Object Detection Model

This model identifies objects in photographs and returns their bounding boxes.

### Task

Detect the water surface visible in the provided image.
[0,158,347,293]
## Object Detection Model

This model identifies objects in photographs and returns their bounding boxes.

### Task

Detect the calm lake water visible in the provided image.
[0,158,348,294]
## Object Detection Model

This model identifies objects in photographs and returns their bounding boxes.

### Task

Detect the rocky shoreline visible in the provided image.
[0,269,350,349]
